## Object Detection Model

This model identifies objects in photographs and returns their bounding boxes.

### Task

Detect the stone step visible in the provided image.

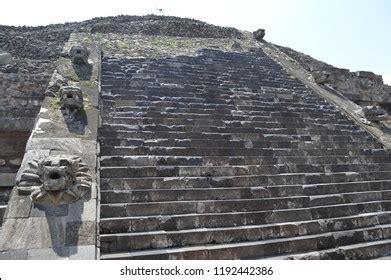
[101,93,335,107]
[100,191,391,219]
[309,190,391,207]
[102,63,283,74]
[101,187,274,203]
[100,171,391,189]
[100,146,385,157]
[103,108,342,121]
[107,117,344,129]
[103,83,309,92]
[102,111,353,124]
[100,212,391,253]
[102,95,341,107]
[101,185,391,203]
[103,104,343,112]
[103,100,336,110]
[100,138,381,150]
[100,196,310,218]
[101,109,350,124]
[99,155,391,167]
[99,130,373,143]
[100,165,281,178]
[102,115,356,128]
[100,92,334,107]
[107,103,339,116]
[262,239,391,260]
[100,131,369,144]
[102,82,312,93]
[102,119,359,134]
[100,101,341,115]
[99,200,391,234]
[100,163,391,179]
[99,224,391,260]
[102,124,367,139]
[303,180,391,196]
[116,82,302,92]
[101,98,333,106]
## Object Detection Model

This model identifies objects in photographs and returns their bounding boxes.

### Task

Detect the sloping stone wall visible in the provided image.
[274,44,391,106]
[0,131,30,187]
[0,73,49,223]
[0,72,50,130]
[0,33,100,259]
[0,72,51,201]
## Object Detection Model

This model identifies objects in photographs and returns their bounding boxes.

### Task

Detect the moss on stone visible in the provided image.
[50,96,61,110]
[81,80,97,89]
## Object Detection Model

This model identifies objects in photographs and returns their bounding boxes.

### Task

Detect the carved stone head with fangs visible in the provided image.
[16,155,92,206]
[70,45,90,64]
[59,86,83,120]
[362,105,388,122]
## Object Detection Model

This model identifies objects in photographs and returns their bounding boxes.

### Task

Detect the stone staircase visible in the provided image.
[98,48,391,259]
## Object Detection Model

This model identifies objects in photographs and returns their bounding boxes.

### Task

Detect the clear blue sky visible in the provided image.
[1,0,390,84]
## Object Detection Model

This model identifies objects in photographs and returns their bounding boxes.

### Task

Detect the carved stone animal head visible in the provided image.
[313,70,331,84]
[59,86,83,121]
[16,156,92,206]
[70,45,90,64]
[253,29,265,41]
[60,86,83,110]
[362,105,387,121]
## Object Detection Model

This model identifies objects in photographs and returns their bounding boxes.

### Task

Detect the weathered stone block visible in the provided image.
[67,198,97,222]
[65,221,96,246]
[68,245,96,259]
[0,217,67,250]
[29,204,69,217]
[0,249,28,260]
[45,71,68,96]
[0,52,12,65]
[4,189,32,219]
[27,247,69,260]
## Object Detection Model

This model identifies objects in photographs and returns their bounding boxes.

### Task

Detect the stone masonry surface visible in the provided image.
[274,44,391,106]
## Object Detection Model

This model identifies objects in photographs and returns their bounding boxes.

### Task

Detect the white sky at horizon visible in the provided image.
[1,0,390,84]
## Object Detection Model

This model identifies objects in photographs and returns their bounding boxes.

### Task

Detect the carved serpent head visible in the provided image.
[70,45,90,64]
[16,155,92,206]
[60,86,83,111]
